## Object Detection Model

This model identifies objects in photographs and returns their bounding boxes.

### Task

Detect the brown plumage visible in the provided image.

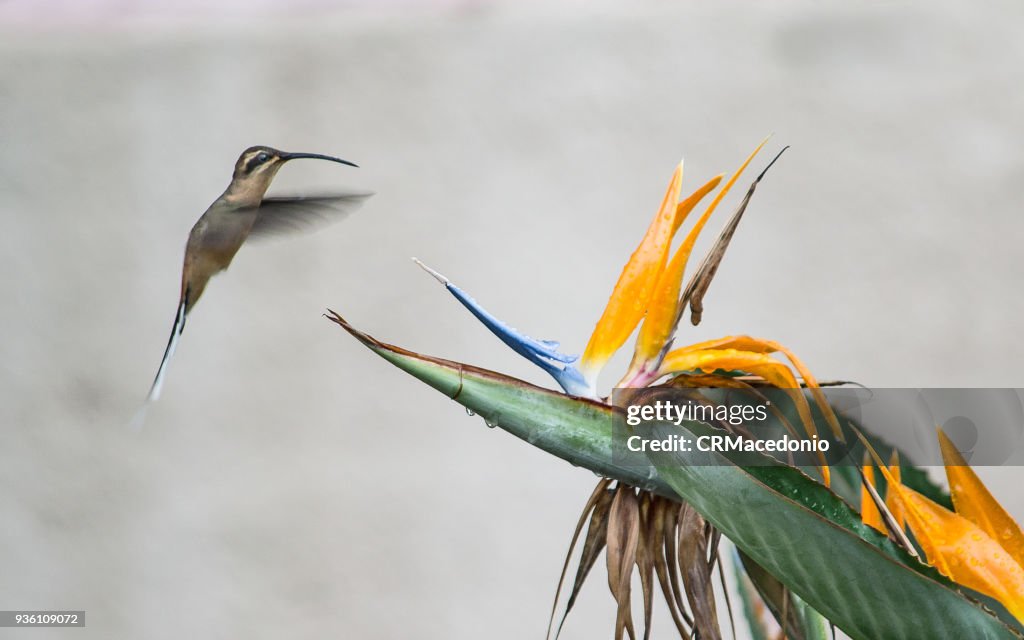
[144,145,369,404]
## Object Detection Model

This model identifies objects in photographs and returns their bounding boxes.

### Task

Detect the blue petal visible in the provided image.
[414,259,593,397]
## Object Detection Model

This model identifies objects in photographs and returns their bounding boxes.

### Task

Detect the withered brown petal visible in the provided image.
[680,147,787,326]
[678,504,722,640]
[636,493,656,640]
[608,485,641,640]
[548,478,612,640]
[650,498,694,637]
[555,481,615,639]
[664,504,693,631]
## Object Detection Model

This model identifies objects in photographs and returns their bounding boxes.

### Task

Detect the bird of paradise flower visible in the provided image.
[327,141,1024,640]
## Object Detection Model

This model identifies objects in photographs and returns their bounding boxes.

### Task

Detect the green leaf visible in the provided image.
[643,417,1021,640]
[327,312,1023,640]
[793,592,831,640]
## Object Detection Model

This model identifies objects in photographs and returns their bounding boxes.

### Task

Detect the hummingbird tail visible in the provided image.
[146,292,189,403]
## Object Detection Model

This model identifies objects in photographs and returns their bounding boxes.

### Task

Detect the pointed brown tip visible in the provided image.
[324,309,374,348]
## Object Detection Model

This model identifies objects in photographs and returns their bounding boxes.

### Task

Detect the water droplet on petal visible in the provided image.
[465,408,476,416]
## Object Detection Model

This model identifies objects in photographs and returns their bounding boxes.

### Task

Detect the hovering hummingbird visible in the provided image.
[143,145,368,404]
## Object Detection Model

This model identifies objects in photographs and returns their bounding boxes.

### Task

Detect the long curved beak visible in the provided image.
[279,151,359,168]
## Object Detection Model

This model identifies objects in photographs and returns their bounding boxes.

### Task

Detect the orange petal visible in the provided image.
[676,137,769,239]
[658,349,796,388]
[770,345,843,442]
[658,348,829,485]
[939,429,1024,568]
[580,162,684,381]
[669,335,775,355]
[673,174,726,235]
[861,462,887,534]
[626,175,723,372]
[883,472,1024,622]
[886,450,905,530]
[669,335,842,440]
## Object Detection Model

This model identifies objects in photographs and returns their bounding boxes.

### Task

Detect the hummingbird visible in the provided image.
[143,145,368,404]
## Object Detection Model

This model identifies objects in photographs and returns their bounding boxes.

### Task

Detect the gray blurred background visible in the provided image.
[2,1,1023,638]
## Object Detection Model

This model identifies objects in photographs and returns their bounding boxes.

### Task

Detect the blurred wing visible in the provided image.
[249,192,372,239]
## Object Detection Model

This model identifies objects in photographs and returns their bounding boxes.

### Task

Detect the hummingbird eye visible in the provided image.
[244,151,273,173]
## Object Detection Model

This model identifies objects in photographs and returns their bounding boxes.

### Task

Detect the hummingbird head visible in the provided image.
[227,145,359,202]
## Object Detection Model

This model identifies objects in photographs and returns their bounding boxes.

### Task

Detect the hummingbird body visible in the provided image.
[144,145,366,404]
[180,202,258,312]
